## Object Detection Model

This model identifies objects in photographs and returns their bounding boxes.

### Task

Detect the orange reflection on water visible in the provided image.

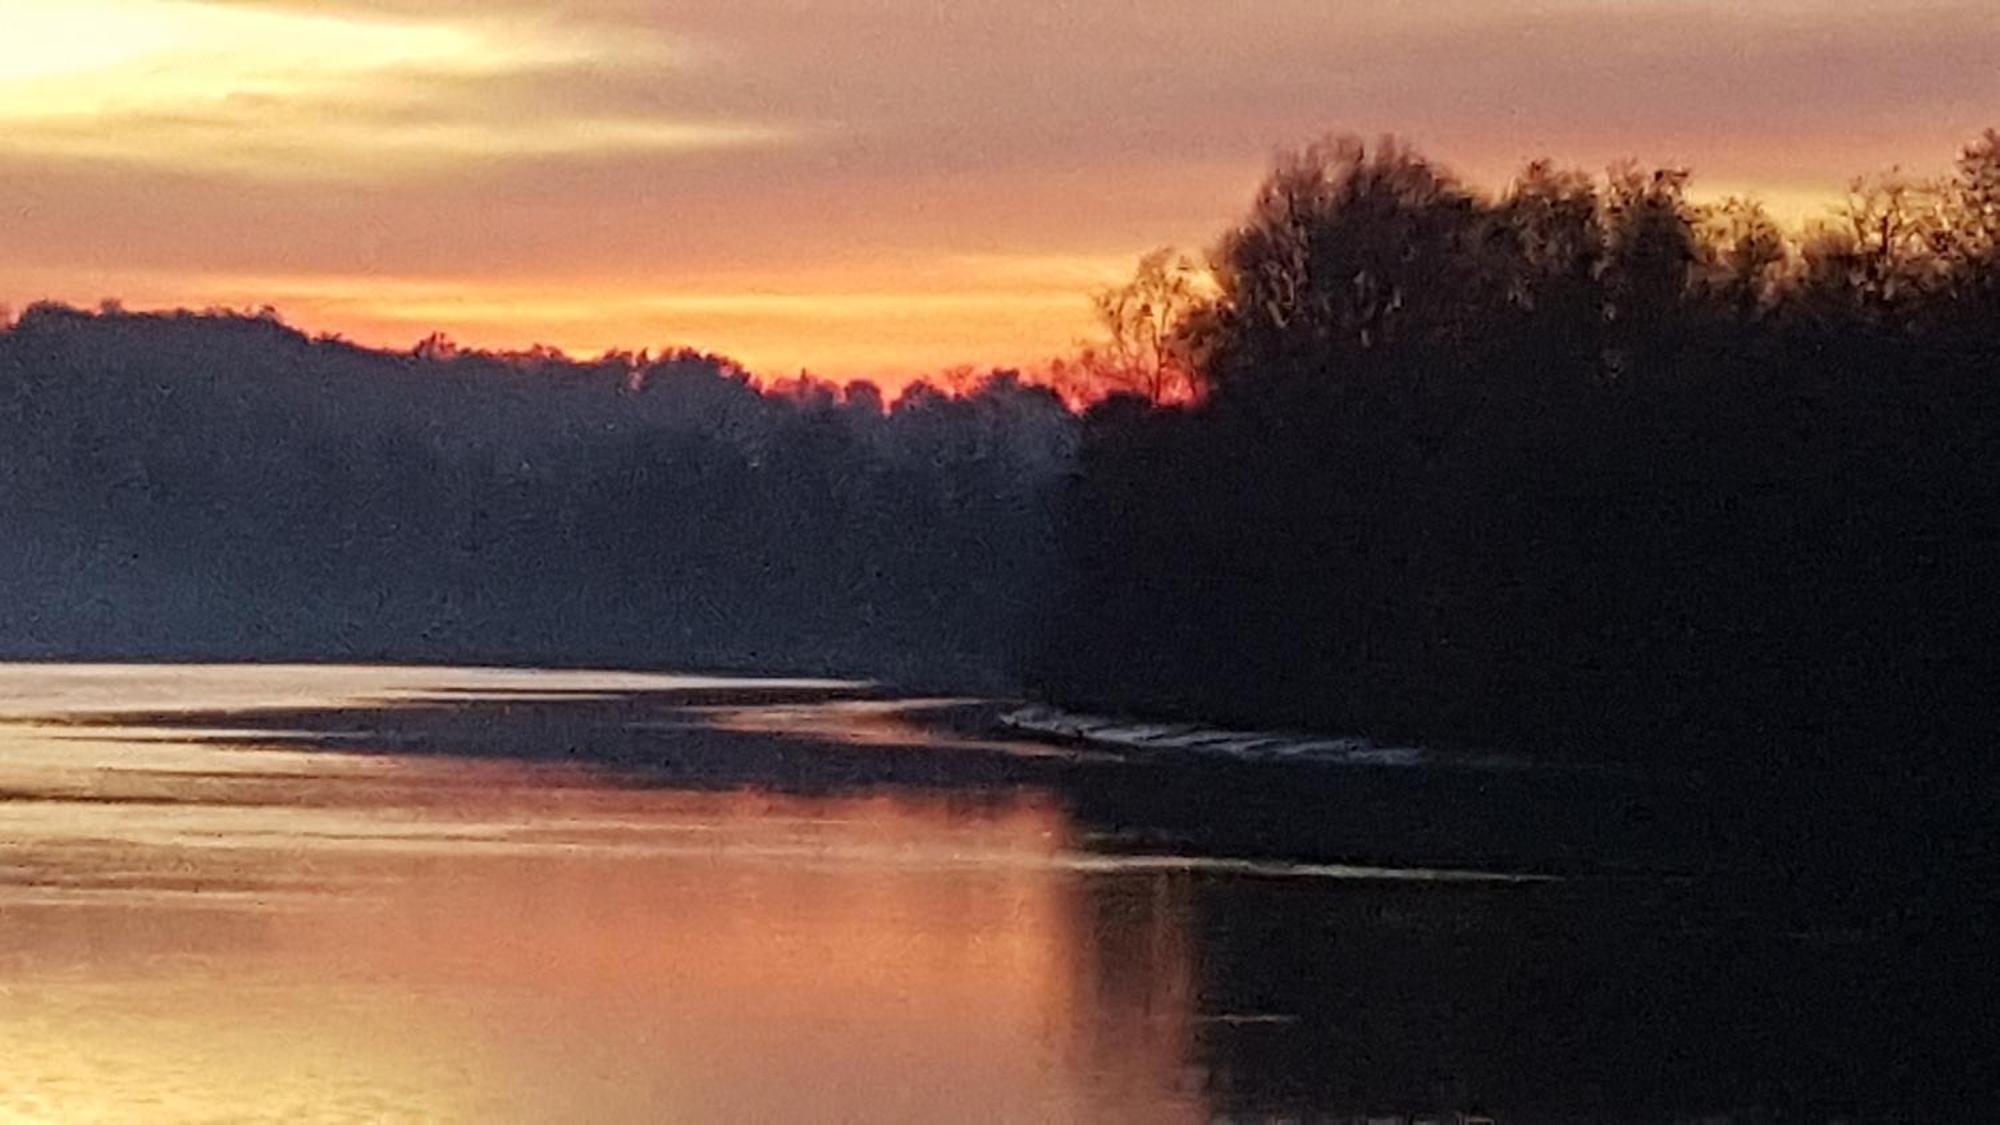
[0,741,1200,1122]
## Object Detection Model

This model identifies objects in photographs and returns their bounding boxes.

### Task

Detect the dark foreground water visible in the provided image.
[0,665,1973,1122]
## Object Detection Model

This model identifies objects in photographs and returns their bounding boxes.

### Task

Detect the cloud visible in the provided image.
[1,106,786,178]
[0,0,786,177]
[31,1,1994,188]
[4,0,1998,374]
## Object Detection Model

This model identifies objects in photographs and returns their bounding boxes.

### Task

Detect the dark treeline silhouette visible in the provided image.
[5,131,1998,898]
[1030,133,2000,896]
[0,304,1073,686]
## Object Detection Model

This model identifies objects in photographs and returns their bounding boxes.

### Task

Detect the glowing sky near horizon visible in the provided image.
[3,0,1998,382]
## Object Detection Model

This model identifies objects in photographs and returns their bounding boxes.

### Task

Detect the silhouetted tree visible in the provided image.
[1205,137,1493,396]
[1057,248,1212,403]
[1030,130,2000,904]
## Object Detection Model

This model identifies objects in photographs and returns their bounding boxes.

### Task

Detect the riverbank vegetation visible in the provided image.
[0,307,1071,684]
[4,130,1996,890]
[1028,132,2000,893]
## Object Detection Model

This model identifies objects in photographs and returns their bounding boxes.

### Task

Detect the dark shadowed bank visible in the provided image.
[4,132,1997,925]
[1024,135,2000,922]
[0,306,1071,689]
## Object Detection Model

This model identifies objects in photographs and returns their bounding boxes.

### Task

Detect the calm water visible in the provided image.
[0,665,1953,1122]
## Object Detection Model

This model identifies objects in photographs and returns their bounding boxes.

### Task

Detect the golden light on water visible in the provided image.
[0,781,1199,1121]
[0,666,1202,1121]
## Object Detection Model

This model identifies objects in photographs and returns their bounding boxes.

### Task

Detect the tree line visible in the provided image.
[1028,132,2000,882]
[4,129,1996,812]
[0,303,1072,686]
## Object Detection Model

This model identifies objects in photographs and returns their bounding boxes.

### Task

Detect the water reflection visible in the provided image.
[0,665,1956,1121]
[4,787,1205,1121]
[0,671,1203,1121]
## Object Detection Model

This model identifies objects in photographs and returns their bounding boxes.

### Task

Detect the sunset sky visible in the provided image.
[4,0,1998,382]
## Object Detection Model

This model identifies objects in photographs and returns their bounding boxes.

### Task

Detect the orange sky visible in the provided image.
[4,0,1999,385]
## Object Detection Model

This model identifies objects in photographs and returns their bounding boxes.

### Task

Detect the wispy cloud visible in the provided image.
[0,0,785,176]
[4,0,1998,377]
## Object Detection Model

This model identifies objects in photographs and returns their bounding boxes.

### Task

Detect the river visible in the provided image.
[0,665,1956,1122]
